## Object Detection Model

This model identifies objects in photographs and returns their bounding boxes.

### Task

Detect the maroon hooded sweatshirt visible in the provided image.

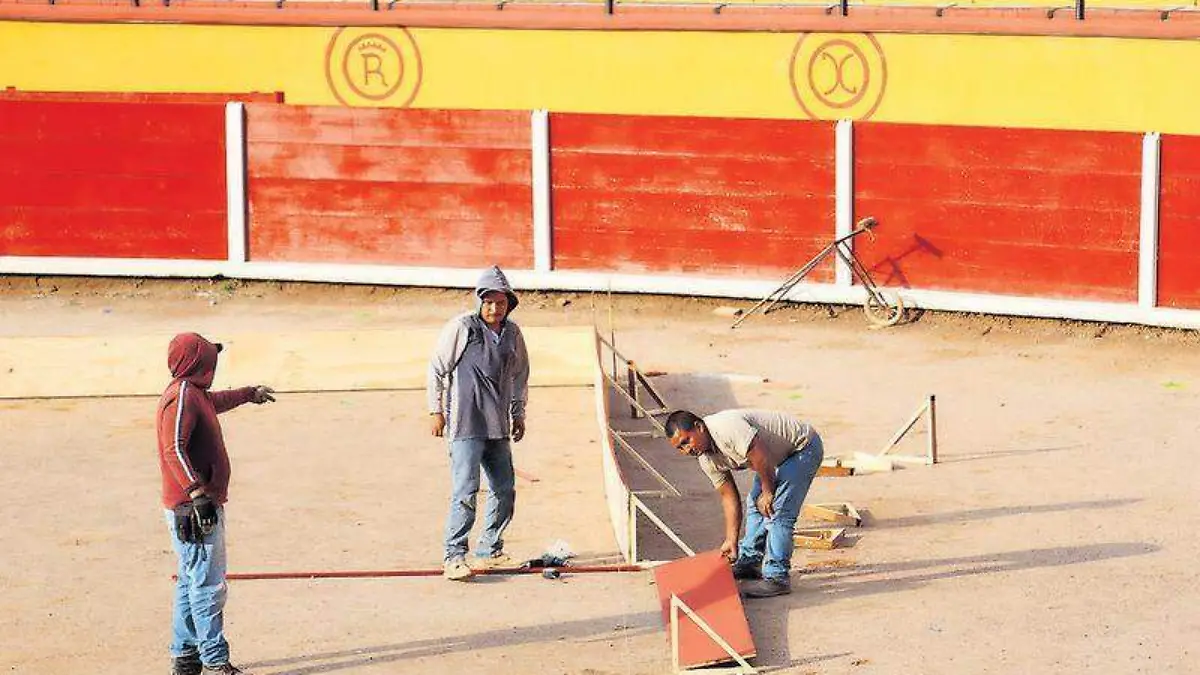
[156,333,255,509]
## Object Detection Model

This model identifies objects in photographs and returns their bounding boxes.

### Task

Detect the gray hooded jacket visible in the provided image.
[427,266,530,441]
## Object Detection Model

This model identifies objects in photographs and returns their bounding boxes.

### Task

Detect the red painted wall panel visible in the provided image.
[0,100,227,259]
[854,123,1141,301]
[551,113,836,278]
[1156,135,1200,309]
[245,105,532,268]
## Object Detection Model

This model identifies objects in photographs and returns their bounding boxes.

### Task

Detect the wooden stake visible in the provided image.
[927,394,938,464]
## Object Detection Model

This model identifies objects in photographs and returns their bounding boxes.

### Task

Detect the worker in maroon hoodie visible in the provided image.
[156,332,275,675]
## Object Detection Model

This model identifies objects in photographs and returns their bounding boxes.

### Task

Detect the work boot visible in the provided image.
[469,551,513,571]
[170,653,202,675]
[740,577,792,598]
[730,558,762,581]
[200,663,249,675]
[443,556,475,581]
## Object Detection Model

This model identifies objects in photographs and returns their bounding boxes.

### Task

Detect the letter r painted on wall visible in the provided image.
[325,28,423,107]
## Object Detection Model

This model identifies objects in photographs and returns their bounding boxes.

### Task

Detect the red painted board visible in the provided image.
[551,113,835,279]
[853,123,1141,301]
[654,551,756,669]
[0,100,227,259]
[0,88,283,103]
[245,104,532,267]
[1156,134,1200,309]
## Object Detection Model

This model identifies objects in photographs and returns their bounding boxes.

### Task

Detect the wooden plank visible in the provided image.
[246,212,533,268]
[551,113,834,160]
[247,142,531,184]
[0,326,596,399]
[793,527,847,550]
[853,123,1141,174]
[0,207,225,259]
[801,502,862,527]
[0,100,226,143]
[0,89,282,104]
[653,551,756,670]
[552,205,836,279]
[245,105,531,148]
[552,151,833,196]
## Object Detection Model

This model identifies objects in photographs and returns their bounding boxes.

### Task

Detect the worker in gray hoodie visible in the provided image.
[428,265,531,581]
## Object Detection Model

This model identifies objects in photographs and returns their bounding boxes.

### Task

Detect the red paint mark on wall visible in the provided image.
[1156,135,1200,310]
[245,105,532,268]
[0,88,284,103]
[551,113,836,279]
[0,100,227,259]
[853,123,1141,301]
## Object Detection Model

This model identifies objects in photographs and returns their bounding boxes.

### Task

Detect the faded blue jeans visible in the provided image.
[164,507,229,667]
[444,438,516,561]
[737,432,825,581]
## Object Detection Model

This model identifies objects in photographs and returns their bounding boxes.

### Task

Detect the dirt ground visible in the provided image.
[0,276,1197,675]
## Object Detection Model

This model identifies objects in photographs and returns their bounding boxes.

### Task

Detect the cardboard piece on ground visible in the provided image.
[0,326,595,398]
[654,551,756,670]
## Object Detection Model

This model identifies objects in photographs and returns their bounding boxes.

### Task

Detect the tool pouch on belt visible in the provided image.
[173,503,200,544]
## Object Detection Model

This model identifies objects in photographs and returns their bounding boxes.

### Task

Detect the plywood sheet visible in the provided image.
[0,326,595,399]
[653,551,756,669]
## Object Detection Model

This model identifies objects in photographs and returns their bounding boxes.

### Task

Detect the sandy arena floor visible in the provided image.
[0,276,1197,674]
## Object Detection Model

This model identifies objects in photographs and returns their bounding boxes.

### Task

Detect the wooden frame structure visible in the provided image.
[878,394,939,466]
[669,595,757,675]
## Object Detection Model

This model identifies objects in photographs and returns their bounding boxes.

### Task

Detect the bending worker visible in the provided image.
[665,408,824,598]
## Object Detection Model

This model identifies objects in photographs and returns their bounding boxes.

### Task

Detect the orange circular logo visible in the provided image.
[325,27,422,107]
[790,33,887,121]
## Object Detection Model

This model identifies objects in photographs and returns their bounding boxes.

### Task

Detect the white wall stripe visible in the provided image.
[5,254,1200,330]
[225,102,248,265]
[531,109,553,272]
[834,119,854,287]
[0,256,226,278]
[174,381,196,483]
[1139,132,1162,310]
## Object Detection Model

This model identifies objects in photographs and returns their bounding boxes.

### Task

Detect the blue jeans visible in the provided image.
[444,438,516,561]
[164,507,229,666]
[737,433,825,580]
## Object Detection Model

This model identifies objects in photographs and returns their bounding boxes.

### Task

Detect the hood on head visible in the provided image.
[167,332,222,388]
[475,265,519,312]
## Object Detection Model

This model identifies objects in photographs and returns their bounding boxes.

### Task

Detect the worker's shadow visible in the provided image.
[244,611,662,675]
[745,540,1159,669]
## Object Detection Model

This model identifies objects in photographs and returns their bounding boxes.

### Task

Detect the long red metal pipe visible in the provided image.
[220,564,646,581]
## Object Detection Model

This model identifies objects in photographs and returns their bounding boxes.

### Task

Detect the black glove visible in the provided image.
[173,504,197,544]
[191,494,219,535]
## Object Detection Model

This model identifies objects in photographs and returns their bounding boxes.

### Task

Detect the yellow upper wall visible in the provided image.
[2,21,1198,134]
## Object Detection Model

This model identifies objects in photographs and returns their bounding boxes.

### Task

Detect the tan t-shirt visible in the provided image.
[697,409,813,488]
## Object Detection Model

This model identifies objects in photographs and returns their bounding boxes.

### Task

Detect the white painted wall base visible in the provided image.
[6,256,1200,331]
